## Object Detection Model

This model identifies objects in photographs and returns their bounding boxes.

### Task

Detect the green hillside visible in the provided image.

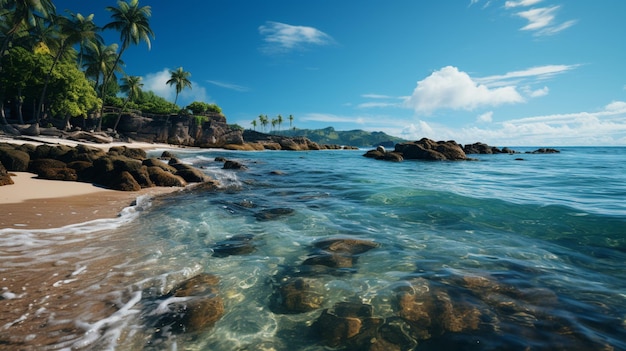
[276,127,406,147]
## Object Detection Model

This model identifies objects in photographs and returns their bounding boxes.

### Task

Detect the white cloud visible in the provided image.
[207,80,249,92]
[259,21,334,54]
[504,0,543,9]
[476,64,579,86]
[478,111,494,123]
[143,69,172,100]
[142,68,210,107]
[515,6,576,36]
[525,86,549,97]
[405,66,524,114]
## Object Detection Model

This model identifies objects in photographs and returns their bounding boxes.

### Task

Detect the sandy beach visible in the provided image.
[0,172,182,229]
[0,136,186,229]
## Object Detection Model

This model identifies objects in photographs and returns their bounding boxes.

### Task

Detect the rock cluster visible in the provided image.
[365,138,467,161]
[0,143,213,191]
[463,142,516,154]
[365,138,561,162]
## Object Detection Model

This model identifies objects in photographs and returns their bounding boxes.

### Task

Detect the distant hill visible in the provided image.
[275,127,407,148]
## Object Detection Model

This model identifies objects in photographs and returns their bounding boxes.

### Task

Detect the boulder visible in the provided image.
[211,234,256,257]
[147,166,186,187]
[153,273,224,334]
[108,145,147,160]
[223,160,246,170]
[394,138,466,160]
[254,207,294,221]
[269,276,325,314]
[313,238,379,255]
[527,148,560,154]
[0,162,14,186]
[313,302,383,348]
[463,142,517,154]
[0,147,30,171]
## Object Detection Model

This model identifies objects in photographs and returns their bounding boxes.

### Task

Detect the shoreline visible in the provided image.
[0,136,190,229]
[0,173,183,229]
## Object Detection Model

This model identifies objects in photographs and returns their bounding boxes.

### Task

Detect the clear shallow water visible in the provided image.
[1,147,625,350]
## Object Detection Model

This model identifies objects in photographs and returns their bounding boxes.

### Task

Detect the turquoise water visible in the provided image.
[2,147,625,350]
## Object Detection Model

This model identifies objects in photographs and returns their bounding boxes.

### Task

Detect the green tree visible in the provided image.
[289,114,294,128]
[101,0,154,130]
[46,60,100,130]
[0,46,49,123]
[250,119,257,131]
[113,75,142,131]
[36,11,100,121]
[166,66,192,106]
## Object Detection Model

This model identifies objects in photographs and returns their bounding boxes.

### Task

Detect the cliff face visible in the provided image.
[115,113,244,147]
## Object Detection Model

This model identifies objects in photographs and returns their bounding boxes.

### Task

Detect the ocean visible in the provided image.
[1,146,625,350]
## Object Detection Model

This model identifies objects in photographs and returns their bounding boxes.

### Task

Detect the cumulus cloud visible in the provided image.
[404,66,524,114]
[259,21,334,54]
[143,68,210,107]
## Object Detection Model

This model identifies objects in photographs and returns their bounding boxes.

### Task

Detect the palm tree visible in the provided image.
[113,75,142,131]
[258,114,268,133]
[289,114,294,128]
[36,11,100,121]
[271,118,277,133]
[166,66,192,106]
[251,119,257,131]
[277,114,283,133]
[101,0,154,130]
[82,41,124,101]
[0,0,56,69]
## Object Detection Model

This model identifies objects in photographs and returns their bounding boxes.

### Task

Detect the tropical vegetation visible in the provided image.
[0,0,220,131]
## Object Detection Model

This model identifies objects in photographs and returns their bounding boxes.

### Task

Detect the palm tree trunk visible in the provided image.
[0,100,7,125]
[112,99,129,132]
[98,50,125,131]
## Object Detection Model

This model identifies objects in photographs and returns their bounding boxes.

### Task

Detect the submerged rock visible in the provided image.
[302,238,379,270]
[269,276,325,314]
[313,302,383,349]
[151,273,224,334]
[254,207,295,221]
[212,234,256,257]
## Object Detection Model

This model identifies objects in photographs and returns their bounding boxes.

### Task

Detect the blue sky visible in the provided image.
[54,0,626,146]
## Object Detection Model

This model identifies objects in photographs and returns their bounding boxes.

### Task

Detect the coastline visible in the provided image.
[0,173,183,229]
[0,136,189,229]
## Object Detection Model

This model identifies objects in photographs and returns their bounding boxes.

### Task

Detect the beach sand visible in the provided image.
[0,135,188,229]
[0,172,182,229]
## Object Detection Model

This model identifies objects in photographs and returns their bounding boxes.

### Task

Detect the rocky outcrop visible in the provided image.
[0,142,213,191]
[365,138,467,161]
[527,147,560,154]
[463,142,517,154]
